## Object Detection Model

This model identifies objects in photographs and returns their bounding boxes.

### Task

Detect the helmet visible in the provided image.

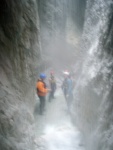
[50,70,54,75]
[63,71,70,75]
[40,73,46,79]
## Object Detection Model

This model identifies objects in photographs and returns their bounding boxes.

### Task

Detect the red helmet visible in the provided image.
[50,70,54,75]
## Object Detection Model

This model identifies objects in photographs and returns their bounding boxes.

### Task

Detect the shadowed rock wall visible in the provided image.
[0,0,40,149]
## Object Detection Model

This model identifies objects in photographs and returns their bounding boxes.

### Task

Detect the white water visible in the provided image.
[34,89,84,150]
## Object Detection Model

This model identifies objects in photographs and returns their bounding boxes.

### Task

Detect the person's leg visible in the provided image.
[39,96,45,115]
[66,95,70,114]
[67,94,73,113]
[39,96,43,114]
[52,88,56,99]
[41,96,46,113]
[63,89,66,99]
[51,90,54,99]
[48,91,52,102]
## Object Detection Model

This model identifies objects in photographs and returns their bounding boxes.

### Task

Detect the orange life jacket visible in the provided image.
[36,80,48,96]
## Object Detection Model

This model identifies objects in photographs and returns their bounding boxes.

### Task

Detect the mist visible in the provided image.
[0,0,113,150]
[37,0,86,71]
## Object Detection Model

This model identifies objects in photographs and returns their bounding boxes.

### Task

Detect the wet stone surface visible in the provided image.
[34,89,84,150]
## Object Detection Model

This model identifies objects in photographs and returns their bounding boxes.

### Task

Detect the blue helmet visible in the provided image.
[40,73,46,79]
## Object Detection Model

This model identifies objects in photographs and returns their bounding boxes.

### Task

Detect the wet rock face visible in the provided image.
[72,0,113,150]
[0,0,39,150]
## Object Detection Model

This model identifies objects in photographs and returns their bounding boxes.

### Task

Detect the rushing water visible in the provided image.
[34,89,84,150]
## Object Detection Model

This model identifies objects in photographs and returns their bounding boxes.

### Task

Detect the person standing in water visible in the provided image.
[62,71,74,112]
[48,71,57,102]
[36,73,49,115]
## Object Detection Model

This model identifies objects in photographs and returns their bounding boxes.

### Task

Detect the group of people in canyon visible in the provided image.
[36,70,74,115]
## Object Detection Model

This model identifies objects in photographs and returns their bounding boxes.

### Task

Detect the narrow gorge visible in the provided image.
[0,0,113,150]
